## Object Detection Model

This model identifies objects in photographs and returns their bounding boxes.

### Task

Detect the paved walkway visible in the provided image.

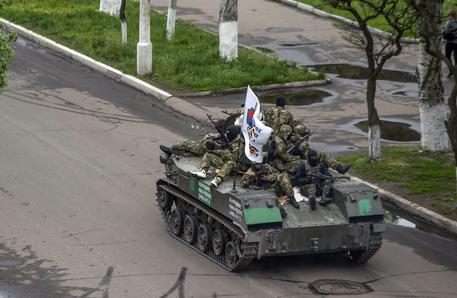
[152,0,427,154]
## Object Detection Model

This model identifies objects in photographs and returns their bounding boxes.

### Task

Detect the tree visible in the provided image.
[411,0,457,193]
[219,0,238,61]
[327,0,415,160]
[0,0,15,90]
[120,0,127,44]
[166,0,178,41]
[416,0,450,151]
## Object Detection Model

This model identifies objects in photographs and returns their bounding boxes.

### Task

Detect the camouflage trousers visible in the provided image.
[274,172,294,198]
[301,180,332,199]
[201,153,235,179]
[240,170,293,198]
[171,140,207,156]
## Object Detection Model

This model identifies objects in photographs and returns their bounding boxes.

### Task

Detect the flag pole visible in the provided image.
[231,137,242,193]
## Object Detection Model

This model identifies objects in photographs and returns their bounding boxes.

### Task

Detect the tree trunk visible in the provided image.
[417,0,450,151]
[166,0,178,40]
[219,0,238,61]
[137,0,152,75]
[367,75,381,160]
[100,0,122,16]
[444,84,457,196]
[120,0,127,44]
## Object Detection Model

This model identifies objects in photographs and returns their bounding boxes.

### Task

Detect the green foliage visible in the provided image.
[0,0,15,90]
[0,0,321,92]
[297,0,456,37]
[339,146,457,217]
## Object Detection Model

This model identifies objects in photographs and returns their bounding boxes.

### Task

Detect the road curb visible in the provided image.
[350,176,457,240]
[0,17,174,102]
[178,79,330,97]
[272,0,419,44]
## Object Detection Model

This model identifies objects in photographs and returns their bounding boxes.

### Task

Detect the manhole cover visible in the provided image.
[309,279,372,295]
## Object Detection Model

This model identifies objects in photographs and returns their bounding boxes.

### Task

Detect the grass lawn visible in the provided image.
[297,0,456,37]
[0,0,321,92]
[339,146,457,219]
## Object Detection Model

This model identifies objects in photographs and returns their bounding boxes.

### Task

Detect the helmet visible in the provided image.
[279,124,292,139]
[294,124,307,136]
[275,96,286,107]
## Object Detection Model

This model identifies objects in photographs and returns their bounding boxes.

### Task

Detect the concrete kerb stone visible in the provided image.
[178,79,330,97]
[274,0,419,44]
[0,17,173,102]
[350,175,457,240]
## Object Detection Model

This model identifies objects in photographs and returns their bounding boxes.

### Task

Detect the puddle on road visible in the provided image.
[311,64,417,83]
[259,89,332,106]
[354,120,420,142]
[384,210,416,228]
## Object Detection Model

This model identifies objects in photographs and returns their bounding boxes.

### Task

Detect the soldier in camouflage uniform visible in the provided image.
[289,123,351,175]
[299,149,333,208]
[192,126,242,187]
[265,96,293,132]
[273,124,304,174]
[160,120,225,157]
[241,163,300,209]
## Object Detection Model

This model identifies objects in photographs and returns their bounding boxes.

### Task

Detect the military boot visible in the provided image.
[211,176,222,187]
[191,169,207,178]
[289,196,300,209]
[336,164,351,174]
[159,145,172,156]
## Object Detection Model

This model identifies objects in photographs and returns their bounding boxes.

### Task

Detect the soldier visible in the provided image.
[241,163,300,210]
[289,123,351,175]
[273,124,303,174]
[265,96,293,131]
[298,149,333,208]
[159,119,228,157]
[191,126,241,187]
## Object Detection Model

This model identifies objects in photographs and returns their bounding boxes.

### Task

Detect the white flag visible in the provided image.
[241,86,273,163]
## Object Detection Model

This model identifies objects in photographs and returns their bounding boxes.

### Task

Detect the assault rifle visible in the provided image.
[309,173,350,181]
[287,130,314,155]
[207,114,229,146]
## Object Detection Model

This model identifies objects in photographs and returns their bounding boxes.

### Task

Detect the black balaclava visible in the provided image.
[275,96,286,107]
[226,125,241,142]
[307,149,318,167]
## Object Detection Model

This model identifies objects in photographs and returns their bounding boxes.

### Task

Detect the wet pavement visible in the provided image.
[149,0,457,153]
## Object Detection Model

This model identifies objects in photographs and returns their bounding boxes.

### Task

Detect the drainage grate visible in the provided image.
[309,279,373,295]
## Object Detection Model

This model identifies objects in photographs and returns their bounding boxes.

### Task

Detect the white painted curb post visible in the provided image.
[100,0,122,16]
[219,0,238,61]
[137,0,152,75]
[166,0,177,40]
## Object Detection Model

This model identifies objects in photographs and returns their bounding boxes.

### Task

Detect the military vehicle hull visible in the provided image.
[156,155,385,271]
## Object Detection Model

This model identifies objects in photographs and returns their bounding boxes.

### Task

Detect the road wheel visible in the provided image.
[169,209,184,236]
[225,241,238,268]
[212,229,227,256]
[197,224,212,252]
[184,215,198,244]
[157,188,172,211]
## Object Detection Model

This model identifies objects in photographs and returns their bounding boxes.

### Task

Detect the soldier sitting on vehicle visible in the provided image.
[265,96,293,132]
[288,123,351,175]
[191,126,241,187]
[241,163,300,211]
[159,119,229,157]
[295,149,334,209]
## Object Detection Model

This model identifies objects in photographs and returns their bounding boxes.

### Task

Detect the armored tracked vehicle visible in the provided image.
[156,154,385,271]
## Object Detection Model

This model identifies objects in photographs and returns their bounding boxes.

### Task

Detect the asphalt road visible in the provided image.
[0,39,457,298]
